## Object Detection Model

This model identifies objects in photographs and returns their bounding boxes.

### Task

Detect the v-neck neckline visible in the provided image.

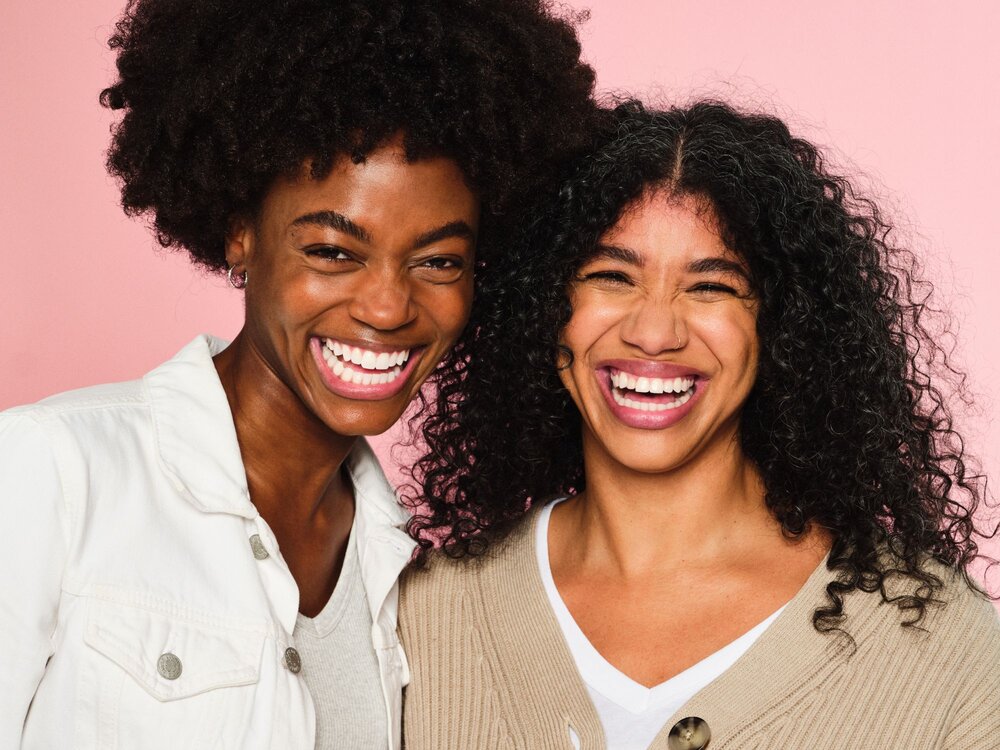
[535,498,787,714]
[495,502,854,749]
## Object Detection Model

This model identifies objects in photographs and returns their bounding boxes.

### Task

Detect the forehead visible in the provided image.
[260,139,480,233]
[599,191,733,264]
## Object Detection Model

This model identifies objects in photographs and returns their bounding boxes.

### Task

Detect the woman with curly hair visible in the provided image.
[399,101,1000,749]
[0,1,599,748]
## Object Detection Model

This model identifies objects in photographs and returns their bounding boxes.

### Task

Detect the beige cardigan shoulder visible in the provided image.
[399,510,1000,749]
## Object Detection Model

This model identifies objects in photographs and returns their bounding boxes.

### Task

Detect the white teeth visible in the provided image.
[321,338,412,373]
[610,369,695,395]
[325,355,406,388]
[611,386,694,412]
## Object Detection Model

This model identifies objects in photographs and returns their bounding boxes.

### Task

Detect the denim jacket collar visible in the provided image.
[145,335,256,518]
[144,334,417,620]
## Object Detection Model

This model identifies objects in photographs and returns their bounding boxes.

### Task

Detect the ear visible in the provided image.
[225,215,255,269]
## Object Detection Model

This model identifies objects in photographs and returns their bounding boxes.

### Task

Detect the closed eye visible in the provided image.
[579,270,633,285]
[690,282,738,294]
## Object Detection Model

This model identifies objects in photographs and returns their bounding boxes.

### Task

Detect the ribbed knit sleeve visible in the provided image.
[943,594,1000,750]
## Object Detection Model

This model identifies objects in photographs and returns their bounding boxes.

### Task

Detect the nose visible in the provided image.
[619,295,688,355]
[347,267,417,332]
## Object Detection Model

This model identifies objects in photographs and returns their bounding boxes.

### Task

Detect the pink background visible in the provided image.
[1,2,997,588]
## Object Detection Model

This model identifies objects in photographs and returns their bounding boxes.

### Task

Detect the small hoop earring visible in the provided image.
[227,264,248,290]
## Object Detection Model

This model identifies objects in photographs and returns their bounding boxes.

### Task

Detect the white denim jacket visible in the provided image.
[0,335,416,750]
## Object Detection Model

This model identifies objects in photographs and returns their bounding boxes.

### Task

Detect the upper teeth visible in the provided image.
[323,339,410,371]
[610,370,695,394]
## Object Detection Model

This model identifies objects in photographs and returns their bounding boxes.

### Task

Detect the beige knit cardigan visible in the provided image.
[399,509,1000,749]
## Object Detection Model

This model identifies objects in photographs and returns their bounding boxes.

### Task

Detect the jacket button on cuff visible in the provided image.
[668,717,711,750]
[157,653,183,680]
[249,534,270,560]
[283,646,302,674]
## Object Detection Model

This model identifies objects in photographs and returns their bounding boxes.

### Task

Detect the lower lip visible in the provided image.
[310,338,423,401]
[596,369,705,430]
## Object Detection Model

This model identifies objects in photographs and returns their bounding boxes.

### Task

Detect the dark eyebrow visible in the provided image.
[688,257,749,280]
[591,243,644,267]
[413,220,477,249]
[290,211,372,244]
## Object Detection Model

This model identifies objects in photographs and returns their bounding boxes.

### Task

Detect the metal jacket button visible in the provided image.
[249,534,269,560]
[157,652,183,680]
[283,646,302,674]
[668,716,711,750]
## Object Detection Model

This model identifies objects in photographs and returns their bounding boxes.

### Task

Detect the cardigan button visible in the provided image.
[668,716,711,750]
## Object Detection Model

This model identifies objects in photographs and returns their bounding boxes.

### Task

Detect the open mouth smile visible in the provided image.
[597,361,706,429]
[609,370,696,412]
[311,337,423,400]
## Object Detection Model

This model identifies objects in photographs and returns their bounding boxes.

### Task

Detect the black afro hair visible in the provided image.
[100,0,600,270]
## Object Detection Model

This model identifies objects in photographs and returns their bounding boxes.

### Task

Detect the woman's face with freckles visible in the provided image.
[558,191,759,474]
[226,135,479,437]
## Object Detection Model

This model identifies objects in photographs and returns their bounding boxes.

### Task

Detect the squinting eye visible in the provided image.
[580,270,632,285]
[691,282,738,295]
[421,257,462,270]
[305,246,353,262]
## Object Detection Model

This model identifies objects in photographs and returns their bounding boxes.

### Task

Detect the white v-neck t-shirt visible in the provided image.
[536,499,784,750]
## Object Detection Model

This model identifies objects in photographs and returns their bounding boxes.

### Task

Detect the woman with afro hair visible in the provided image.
[399,101,1000,749]
[0,1,600,748]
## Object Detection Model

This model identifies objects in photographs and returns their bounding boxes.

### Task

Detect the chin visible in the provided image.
[608,448,689,475]
[310,397,408,438]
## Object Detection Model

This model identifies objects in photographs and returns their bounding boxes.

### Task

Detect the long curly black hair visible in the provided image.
[99,0,600,270]
[408,100,994,631]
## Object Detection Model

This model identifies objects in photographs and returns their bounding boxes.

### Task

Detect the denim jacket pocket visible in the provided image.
[83,595,265,701]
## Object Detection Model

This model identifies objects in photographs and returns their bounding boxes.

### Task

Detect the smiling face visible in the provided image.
[226,136,478,436]
[558,191,759,474]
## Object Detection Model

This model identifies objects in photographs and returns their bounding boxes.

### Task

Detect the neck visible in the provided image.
[558,426,784,578]
[214,330,356,526]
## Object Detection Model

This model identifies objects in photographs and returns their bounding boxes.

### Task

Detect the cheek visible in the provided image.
[698,307,759,378]
[423,281,474,342]
[559,291,620,359]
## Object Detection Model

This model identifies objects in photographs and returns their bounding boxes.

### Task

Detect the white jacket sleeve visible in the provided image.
[0,412,70,746]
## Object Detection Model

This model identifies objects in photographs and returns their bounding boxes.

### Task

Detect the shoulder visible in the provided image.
[920,561,1000,654]
[842,557,1000,676]
[0,380,153,519]
[2,378,144,449]
[2,378,148,432]
[399,511,539,630]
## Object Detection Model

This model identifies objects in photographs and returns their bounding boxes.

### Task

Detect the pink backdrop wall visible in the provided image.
[2,2,997,589]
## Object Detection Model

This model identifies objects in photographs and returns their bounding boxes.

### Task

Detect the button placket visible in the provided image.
[283,646,302,674]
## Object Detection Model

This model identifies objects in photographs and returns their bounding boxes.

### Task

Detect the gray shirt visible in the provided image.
[295,522,388,749]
